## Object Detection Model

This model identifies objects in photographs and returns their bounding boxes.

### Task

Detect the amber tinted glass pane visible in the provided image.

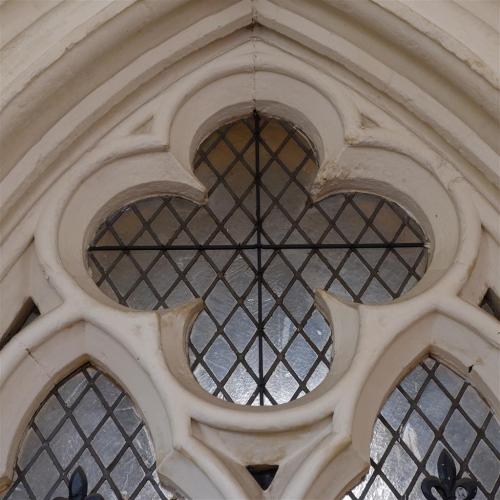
[344,357,500,499]
[88,114,428,406]
[3,365,182,500]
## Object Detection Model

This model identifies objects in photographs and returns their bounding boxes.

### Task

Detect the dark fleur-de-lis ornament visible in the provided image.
[421,449,478,500]
[53,467,104,500]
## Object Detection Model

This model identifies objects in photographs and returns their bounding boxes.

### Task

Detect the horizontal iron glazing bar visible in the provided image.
[88,242,426,251]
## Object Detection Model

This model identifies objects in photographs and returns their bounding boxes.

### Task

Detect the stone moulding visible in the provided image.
[0,1,498,499]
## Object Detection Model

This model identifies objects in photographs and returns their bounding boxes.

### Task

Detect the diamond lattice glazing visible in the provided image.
[3,365,182,500]
[88,114,428,405]
[344,357,500,499]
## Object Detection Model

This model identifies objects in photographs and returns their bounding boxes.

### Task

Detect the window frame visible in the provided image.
[1,63,496,500]
[86,113,430,408]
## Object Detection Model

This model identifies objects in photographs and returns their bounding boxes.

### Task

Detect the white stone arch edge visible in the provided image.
[1,60,498,500]
[2,31,498,281]
[2,0,498,249]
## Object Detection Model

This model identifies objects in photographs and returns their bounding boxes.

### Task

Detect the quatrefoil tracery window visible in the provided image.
[88,113,428,406]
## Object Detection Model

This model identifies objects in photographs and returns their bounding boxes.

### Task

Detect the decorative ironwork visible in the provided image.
[421,449,477,499]
[3,364,180,499]
[88,113,428,405]
[53,467,104,500]
[344,357,500,499]
[246,464,279,491]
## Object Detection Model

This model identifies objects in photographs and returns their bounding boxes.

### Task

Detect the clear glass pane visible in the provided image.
[344,357,500,499]
[3,365,182,500]
[87,115,429,406]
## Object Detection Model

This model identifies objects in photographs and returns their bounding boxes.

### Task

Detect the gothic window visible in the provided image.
[88,114,428,406]
[344,357,500,499]
[3,365,181,500]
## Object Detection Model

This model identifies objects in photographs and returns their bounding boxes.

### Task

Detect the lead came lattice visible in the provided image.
[344,357,499,499]
[88,113,428,406]
[3,365,180,500]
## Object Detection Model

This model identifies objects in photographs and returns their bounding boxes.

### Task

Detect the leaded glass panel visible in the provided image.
[2,365,182,500]
[344,357,500,499]
[88,114,428,406]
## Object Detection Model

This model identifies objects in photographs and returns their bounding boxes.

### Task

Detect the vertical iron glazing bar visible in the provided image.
[254,110,265,405]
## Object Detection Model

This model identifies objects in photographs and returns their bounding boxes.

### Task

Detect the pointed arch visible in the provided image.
[343,355,500,499]
[1,2,498,499]
[3,363,180,499]
[302,311,500,499]
[0,321,220,499]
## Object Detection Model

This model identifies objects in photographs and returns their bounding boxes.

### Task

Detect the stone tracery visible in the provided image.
[0,1,498,499]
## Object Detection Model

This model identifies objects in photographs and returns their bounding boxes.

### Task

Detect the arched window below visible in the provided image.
[344,357,500,500]
[3,365,183,500]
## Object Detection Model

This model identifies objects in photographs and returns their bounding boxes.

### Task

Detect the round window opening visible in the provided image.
[88,114,429,405]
